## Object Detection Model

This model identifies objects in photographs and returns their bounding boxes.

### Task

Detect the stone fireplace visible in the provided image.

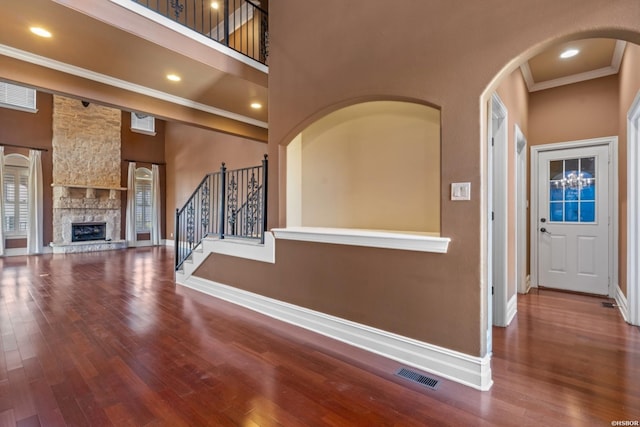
[49,95,127,253]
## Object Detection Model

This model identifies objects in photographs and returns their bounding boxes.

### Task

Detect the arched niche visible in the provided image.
[286,100,441,234]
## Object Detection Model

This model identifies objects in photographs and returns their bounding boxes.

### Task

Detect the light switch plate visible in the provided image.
[451,182,471,201]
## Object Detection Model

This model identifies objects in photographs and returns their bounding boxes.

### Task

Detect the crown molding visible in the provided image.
[0,44,268,129]
[520,40,627,92]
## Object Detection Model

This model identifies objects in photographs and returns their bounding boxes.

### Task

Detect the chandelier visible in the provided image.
[554,171,593,189]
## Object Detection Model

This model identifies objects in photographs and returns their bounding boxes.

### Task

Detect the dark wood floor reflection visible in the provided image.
[1,247,639,426]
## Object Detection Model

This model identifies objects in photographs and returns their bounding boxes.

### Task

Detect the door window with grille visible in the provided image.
[549,156,596,223]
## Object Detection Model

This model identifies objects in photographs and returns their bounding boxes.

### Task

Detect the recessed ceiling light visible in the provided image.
[166,74,181,82]
[560,48,579,59]
[30,27,52,38]
[211,1,219,9]
[250,102,262,109]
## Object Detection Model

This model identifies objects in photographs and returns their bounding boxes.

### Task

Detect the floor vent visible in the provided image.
[601,301,617,308]
[395,368,439,390]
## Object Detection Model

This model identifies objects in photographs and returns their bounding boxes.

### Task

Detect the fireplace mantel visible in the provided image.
[51,183,127,191]
[52,183,127,200]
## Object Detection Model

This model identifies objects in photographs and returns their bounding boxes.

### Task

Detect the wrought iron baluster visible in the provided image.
[227,172,238,235]
[200,177,210,233]
[186,201,195,247]
[170,0,184,19]
[245,169,260,236]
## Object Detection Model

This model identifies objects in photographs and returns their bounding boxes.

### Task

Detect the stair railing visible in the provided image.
[175,155,268,270]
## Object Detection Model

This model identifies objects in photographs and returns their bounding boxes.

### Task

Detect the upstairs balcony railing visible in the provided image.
[133,0,268,65]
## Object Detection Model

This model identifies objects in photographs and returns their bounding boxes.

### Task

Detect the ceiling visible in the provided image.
[0,0,268,133]
[521,38,627,92]
[0,2,629,133]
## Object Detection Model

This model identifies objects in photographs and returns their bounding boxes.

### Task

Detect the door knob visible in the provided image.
[540,227,550,234]
[541,218,547,223]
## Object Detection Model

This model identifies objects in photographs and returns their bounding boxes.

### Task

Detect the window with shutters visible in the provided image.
[0,82,37,113]
[135,167,152,233]
[3,154,29,237]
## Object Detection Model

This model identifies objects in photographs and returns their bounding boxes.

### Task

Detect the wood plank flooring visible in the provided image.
[1,247,639,426]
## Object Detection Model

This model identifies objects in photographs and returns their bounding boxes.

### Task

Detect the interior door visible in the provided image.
[537,145,609,295]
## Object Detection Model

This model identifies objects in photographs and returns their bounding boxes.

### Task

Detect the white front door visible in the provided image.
[537,145,610,295]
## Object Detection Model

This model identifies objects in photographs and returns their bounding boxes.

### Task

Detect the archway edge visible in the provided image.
[277,95,442,147]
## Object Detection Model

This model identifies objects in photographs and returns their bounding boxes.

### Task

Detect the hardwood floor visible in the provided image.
[1,247,639,426]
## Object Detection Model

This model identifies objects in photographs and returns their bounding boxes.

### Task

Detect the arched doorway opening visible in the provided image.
[484,33,640,362]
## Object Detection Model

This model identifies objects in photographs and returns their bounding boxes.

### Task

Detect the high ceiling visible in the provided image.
[0,1,629,136]
[0,0,268,136]
[521,38,626,92]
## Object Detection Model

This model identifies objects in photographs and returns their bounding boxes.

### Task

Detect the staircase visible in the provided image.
[174,155,268,274]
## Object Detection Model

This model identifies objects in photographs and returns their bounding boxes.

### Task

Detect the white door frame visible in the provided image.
[514,125,528,295]
[626,91,640,325]
[490,93,510,327]
[530,136,618,298]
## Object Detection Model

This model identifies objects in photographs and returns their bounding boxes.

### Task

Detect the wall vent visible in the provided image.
[0,82,37,112]
[395,368,439,390]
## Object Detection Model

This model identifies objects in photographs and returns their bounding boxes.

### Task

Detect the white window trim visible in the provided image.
[130,112,156,136]
[0,82,38,113]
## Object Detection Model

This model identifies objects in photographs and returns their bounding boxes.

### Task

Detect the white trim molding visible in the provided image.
[0,44,268,129]
[627,91,640,326]
[615,285,629,323]
[203,233,276,264]
[176,232,276,280]
[505,294,517,327]
[176,275,493,391]
[1,246,53,257]
[272,227,450,253]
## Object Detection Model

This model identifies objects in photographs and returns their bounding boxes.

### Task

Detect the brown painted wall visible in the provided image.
[165,121,267,236]
[120,112,167,240]
[618,42,640,296]
[195,241,465,352]
[529,75,619,146]
[496,68,529,300]
[0,91,54,247]
[255,1,639,358]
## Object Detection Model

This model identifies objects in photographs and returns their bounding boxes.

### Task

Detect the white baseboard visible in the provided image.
[505,294,517,326]
[177,275,493,391]
[127,240,154,248]
[615,284,629,323]
[164,239,174,247]
[1,246,53,256]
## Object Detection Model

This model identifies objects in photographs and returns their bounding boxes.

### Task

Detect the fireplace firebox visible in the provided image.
[71,222,106,242]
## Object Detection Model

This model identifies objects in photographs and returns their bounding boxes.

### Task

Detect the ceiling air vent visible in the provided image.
[0,82,37,112]
[131,111,156,135]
